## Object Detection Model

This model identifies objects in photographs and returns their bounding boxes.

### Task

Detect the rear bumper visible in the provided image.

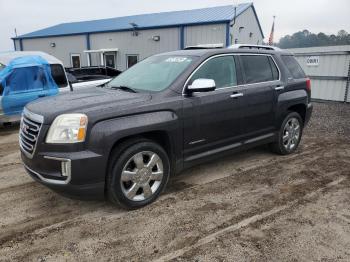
[304,103,313,126]
[21,150,106,200]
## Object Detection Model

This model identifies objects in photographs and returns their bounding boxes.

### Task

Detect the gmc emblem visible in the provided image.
[21,123,30,135]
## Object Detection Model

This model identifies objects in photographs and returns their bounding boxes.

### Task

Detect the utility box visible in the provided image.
[287,45,350,102]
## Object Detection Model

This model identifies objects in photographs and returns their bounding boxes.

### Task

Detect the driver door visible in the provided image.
[183,55,245,161]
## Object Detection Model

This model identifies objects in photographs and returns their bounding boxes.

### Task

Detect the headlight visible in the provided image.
[46,114,88,144]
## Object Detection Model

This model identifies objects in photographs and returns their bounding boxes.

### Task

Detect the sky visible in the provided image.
[0,0,349,51]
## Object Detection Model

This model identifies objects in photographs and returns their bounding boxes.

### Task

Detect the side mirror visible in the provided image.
[187,79,216,93]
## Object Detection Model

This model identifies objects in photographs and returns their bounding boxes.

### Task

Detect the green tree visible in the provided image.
[277,30,350,48]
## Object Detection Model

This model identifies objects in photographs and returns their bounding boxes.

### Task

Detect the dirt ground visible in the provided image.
[0,102,349,262]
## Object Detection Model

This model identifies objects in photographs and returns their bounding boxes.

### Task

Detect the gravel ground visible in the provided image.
[0,101,349,262]
[305,101,350,137]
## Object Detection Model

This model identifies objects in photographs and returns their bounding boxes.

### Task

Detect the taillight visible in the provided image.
[306,78,311,92]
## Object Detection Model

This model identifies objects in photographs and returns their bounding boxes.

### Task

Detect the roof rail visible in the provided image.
[184,43,224,50]
[229,44,281,51]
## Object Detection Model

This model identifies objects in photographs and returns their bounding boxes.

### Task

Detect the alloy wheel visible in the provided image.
[120,151,164,201]
[282,117,301,151]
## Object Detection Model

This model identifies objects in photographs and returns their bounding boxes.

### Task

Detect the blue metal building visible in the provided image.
[12,3,264,70]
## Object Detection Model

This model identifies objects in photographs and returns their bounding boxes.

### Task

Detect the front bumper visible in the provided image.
[21,150,106,200]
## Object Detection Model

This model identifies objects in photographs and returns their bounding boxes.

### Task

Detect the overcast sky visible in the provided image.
[0,0,349,51]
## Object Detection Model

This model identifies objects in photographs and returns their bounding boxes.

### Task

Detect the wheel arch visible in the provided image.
[287,103,307,124]
[107,130,173,165]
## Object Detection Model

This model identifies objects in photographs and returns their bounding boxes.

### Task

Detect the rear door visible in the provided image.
[237,54,281,138]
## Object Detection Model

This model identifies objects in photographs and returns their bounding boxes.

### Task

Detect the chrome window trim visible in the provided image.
[182,53,281,96]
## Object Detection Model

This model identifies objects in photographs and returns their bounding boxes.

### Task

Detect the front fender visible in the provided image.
[88,111,180,156]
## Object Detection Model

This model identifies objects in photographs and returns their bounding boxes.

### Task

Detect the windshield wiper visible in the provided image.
[108,85,138,93]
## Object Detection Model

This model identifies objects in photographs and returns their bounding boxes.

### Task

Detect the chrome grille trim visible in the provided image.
[20,131,37,142]
[22,117,40,132]
[23,107,44,123]
[19,108,44,159]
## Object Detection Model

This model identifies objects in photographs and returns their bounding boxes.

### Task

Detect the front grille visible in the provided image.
[19,109,43,158]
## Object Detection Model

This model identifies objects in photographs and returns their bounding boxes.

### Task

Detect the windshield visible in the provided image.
[106,55,194,92]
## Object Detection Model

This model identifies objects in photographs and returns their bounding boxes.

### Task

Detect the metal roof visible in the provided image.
[14,3,261,39]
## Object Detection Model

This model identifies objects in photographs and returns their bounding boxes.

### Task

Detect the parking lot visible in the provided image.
[0,102,349,261]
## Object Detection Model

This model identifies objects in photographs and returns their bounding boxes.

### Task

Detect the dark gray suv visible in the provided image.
[20,45,313,209]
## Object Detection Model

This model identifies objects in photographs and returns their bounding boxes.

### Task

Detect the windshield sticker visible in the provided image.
[165,57,190,63]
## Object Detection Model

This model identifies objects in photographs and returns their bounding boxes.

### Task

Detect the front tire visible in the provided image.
[107,139,170,209]
[270,112,303,155]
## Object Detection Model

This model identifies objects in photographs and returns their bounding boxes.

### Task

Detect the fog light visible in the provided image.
[61,160,71,177]
[44,156,72,181]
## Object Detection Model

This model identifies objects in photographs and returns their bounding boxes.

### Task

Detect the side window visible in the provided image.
[5,67,46,94]
[240,55,274,84]
[268,57,279,80]
[281,55,306,79]
[190,56,237,89]
[50,64,68,87]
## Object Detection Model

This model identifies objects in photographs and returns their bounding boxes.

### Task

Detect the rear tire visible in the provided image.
[270,112,303,155]
[107,138,170,209]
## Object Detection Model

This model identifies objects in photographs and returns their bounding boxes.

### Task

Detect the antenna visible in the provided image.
[14,28,18,37]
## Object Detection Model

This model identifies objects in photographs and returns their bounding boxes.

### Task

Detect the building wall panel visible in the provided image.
[184,23,226,47]
[14,40,21,51]
[294,55,350,77]
[230,6,264,45]
[310,79,346,102]
[90,27,180,71]
[288,45,350,102]
[21,35,88,67]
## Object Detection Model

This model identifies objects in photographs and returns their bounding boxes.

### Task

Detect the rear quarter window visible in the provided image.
[240,55,276,84]
[50,64,68,87]
[281,55,306,79]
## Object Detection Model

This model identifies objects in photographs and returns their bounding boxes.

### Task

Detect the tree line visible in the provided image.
[275,30,350,48]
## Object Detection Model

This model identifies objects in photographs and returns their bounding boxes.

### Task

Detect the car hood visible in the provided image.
[26,87,152,124]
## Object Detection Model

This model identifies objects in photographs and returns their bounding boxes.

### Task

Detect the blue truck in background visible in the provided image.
[0,51,111,125]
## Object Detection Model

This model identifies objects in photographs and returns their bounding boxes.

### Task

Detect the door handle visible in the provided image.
[274,86,285,91]
[230,92,244,98]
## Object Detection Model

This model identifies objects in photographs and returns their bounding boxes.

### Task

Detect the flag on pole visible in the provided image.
[268,16,276,45]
